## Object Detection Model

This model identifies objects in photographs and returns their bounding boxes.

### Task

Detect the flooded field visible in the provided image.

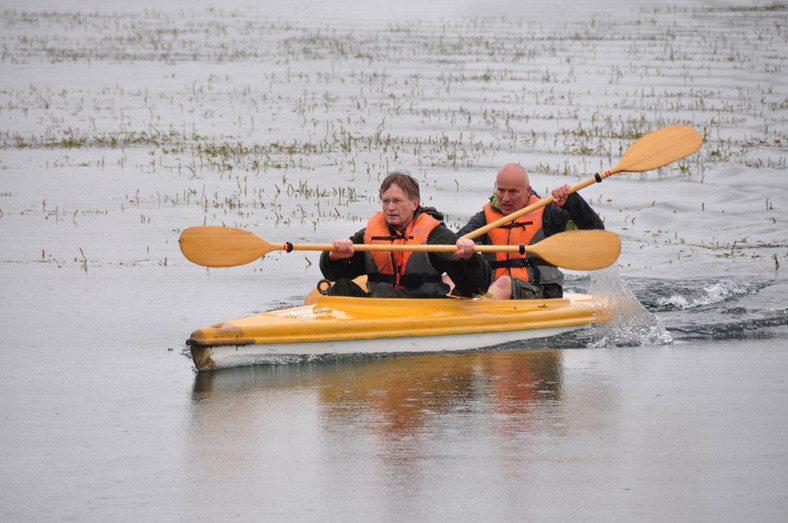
[1,0,787,521]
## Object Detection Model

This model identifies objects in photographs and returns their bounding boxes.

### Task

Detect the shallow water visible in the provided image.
[2,0,787,521]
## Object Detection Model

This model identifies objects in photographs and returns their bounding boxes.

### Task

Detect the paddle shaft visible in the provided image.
[179,226,620,271]
[299,229,619,271]
[462,125,703,240]
[462,172,605,240]
[284,242,533,254]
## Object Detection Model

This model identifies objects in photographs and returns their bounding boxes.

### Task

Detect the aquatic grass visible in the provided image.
[7,128,198,149]
[1,4,785,272]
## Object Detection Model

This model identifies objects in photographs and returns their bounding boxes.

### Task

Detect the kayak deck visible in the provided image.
[187,293,605,371]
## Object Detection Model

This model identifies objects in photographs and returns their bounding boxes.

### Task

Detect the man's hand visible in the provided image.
[329,238,354,260]
[454,238,476,259]
[552,184,571,207]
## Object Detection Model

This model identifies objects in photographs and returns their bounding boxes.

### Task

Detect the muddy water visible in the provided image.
[2,0,787,521]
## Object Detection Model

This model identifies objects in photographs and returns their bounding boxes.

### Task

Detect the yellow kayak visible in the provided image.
[187,292,608,371]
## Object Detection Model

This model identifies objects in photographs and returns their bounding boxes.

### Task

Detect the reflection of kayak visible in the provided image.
[187,286,609,371]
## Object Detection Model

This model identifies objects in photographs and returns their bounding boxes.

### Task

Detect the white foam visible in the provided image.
[589,266,672,347]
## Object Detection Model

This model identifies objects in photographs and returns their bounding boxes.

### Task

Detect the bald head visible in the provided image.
[494,164,532,215]
[496,163,530,189]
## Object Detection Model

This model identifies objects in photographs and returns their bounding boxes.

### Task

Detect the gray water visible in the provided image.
[2,0,787,521]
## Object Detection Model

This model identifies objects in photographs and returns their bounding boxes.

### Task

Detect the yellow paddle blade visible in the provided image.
[179,226,274,267]
[528,230,621,270]
[612,125,703,174]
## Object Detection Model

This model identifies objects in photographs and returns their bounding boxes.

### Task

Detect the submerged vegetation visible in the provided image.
[0,3,785,270]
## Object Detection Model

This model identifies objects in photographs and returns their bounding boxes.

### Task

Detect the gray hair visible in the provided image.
[379,171,420,200]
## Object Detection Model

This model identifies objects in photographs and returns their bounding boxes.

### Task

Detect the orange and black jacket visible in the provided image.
[320,207,490,298]
[457,191,604,293]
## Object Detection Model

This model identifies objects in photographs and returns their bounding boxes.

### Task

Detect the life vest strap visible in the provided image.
[369,233,413,241]
[368,272,443,289]
[499,221,533,230]
[490,258,533,270]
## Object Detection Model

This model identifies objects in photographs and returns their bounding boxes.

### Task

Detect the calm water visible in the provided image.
[2,1,787,521]
[3,264,787,521]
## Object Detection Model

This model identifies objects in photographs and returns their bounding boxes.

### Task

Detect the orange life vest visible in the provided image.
[363,211,443,291]
[483,195,547,283]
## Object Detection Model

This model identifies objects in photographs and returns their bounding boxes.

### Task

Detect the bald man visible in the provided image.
[456,164,604,299]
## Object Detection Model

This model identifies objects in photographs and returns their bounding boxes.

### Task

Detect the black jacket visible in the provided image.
[320,207,491,298]
[457,191,604,290]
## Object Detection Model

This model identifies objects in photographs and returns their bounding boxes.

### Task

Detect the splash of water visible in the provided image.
[636,277,788,341]
[650,280,761,311]
[588,266,672,347]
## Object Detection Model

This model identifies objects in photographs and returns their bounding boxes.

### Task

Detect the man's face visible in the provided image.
[495,175,531,215]
[381,183,418,230]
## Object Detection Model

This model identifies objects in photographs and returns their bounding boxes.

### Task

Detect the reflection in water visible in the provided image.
[184,349,639,521]
[187,351,571,517]
[314,351,562,434]
[192,351,562,436]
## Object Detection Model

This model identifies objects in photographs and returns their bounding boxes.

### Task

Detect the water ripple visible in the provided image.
[639,280,767,312]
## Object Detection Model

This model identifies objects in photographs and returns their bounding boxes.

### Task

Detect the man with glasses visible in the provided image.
[456,163,604,299]
[320,171,490,298]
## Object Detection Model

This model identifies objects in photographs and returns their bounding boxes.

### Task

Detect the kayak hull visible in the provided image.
[187,293,606,371]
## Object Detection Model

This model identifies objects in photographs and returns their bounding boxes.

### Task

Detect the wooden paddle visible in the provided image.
[179,226,621,271]
[463,125,703,240]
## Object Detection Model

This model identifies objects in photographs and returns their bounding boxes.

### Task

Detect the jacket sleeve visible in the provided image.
[319,228,368,281]
[456,211,488,239]
[543,192,604,236]
[426,224,491,297]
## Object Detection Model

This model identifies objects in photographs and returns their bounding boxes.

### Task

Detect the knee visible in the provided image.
[489,276,513,300]
[490,276,511,290]
[328,278,367,297]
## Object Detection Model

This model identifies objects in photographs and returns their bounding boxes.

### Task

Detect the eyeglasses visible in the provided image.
[382,198,410,206]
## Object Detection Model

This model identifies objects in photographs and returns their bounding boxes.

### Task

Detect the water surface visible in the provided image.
[1,0,786,520]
